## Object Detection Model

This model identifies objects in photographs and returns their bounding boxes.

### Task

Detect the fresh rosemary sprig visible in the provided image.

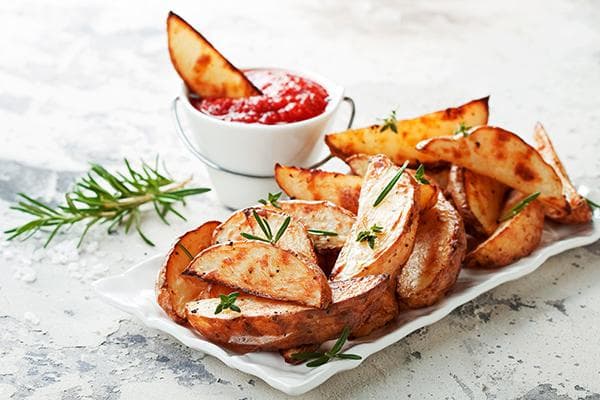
[454,122,471,137]
[379,110,398,133]
[356,224,383,250]
[258,192,282,209]
[414,164,430,184]
[499,192,541,222]
[373,160,409,207]
[178,243,194,261]
[307,229,338,237]
[291,326,362,367]
[240,210,291,244]
[4,157,210,247]
[214,292,241,314]
[586,197,599,209]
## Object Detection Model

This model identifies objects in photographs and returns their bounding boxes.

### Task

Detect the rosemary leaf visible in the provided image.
[373,161,409,207]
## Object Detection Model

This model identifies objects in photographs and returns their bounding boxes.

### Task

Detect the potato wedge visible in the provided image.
[330,155,419,281]
[533,122,592,224]
[396,193,466,308]
[325,97,489,164]
[275,164,362,213]
[417,126,568,212]
[184,241,331,309]
[185,274,390,353]
[345,154,371,176]
[167,12,260,98]
[156,221,220,324]
[447,166,508,236]
[464,191,545,269]
[212,207,317,264]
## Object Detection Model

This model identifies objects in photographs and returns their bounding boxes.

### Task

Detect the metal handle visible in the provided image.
[171,95,356,177]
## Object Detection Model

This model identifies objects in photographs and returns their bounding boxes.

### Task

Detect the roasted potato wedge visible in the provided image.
[156,221,220,324]
[185,274,390,352]
[275,164,362,213]
[345,154,371,176]
[212,207,317,264]
[396,193,466,308]
[325,97,489,165]
[447,166,508,236]
[184,241,331,309]
[167,12,260,98]
[533,123,592,224]
[330,155,419,281]
[417,126,568,213]
[464,191,545,269]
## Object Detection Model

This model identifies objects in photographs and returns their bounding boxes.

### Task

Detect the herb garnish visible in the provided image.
[214,292,241,314]
[373,160,410,207]
[307,229,338,237]
[499,192,541,222]
[241,210,291,244]
[177,243,194,261]
[414,164,430,184]
[258,192,282,209]
[454,122,471,137]
[380,110,398,133]
[586,197,599,209]
[4,157,210,247]
[356,224,384,249]
[291,326,361,367]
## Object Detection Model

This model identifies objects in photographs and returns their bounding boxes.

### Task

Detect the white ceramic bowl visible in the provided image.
[172,67,350,209]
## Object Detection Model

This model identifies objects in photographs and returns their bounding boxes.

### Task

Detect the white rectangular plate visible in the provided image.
[94,210,599,396]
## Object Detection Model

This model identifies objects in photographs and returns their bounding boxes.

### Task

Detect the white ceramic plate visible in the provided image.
[93,203,599,396]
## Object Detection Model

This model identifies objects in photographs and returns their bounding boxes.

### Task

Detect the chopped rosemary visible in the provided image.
[379,110,398,133]
[177,243,194,261]
[373,160,409,207]
[414,164,430,184]
[307,229,338,237]
[454,122,471,137]
[258,192,282,209]
[356,224,383,249]
[214,292,240,314]
[4,157,210,247]
[291,326,361,367]
[499,192,541,222]
[586,197,599,209]
[241,210,291,245]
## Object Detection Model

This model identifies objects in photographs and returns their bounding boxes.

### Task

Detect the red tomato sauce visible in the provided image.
[190,69,329,124]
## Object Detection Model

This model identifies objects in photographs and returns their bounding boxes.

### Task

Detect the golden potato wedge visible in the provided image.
[464,191,545,269]
[185,274,390,353]
[533,122,592,224]
[330,155,419,281]
[447,166,508,236]
[396,193,466,308]
[184,241,331,309]
[156,220,220,324]
[275,164,362,213]
[345,154,371,176]
[325,97,489,165]
[167,12,260,98]
[212,207,317,264]
[417,126,568,213]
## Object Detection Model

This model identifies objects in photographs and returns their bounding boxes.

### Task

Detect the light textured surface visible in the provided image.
[1,1,599,399]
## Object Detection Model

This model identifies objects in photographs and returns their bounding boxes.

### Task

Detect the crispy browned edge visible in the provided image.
[166,12,261,97]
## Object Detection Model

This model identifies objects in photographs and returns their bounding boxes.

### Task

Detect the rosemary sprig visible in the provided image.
[379,110,398,133]
[454,122,471,137]
[291,326,362,367]
[307,229,338,237]
[414,164,430,184]
[373,160,409,207]
[499,192,541,222]
[356,224,383,250]
[586,197,599,209]
[214,292,241,314]
[178,243,194,261]
[240,210,291,244]
[258,192,282,209]
[4,157,210,247]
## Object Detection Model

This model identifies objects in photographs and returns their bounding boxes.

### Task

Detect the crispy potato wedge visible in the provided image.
[417,126,568,212]
[330,155,419,281]
[447,166,508,236]
[185,274,390,352]
[464,191,545,269]
[156,221,220,324]
[212,207,317,264]
[326,97,489,165]
[184,241,331,309]
[167,12,260,98]
[275,164,362,213]
[533,123,592,224]
[396,193,466,308]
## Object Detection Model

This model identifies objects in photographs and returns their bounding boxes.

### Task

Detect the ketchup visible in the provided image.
[190,70,329,124]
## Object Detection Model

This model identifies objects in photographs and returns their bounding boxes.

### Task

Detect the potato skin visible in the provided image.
[396,193,466,309]
[186,274,390,353]
[464,192,545,269]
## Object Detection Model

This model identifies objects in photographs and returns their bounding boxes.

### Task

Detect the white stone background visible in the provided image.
[1,0,599,399]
